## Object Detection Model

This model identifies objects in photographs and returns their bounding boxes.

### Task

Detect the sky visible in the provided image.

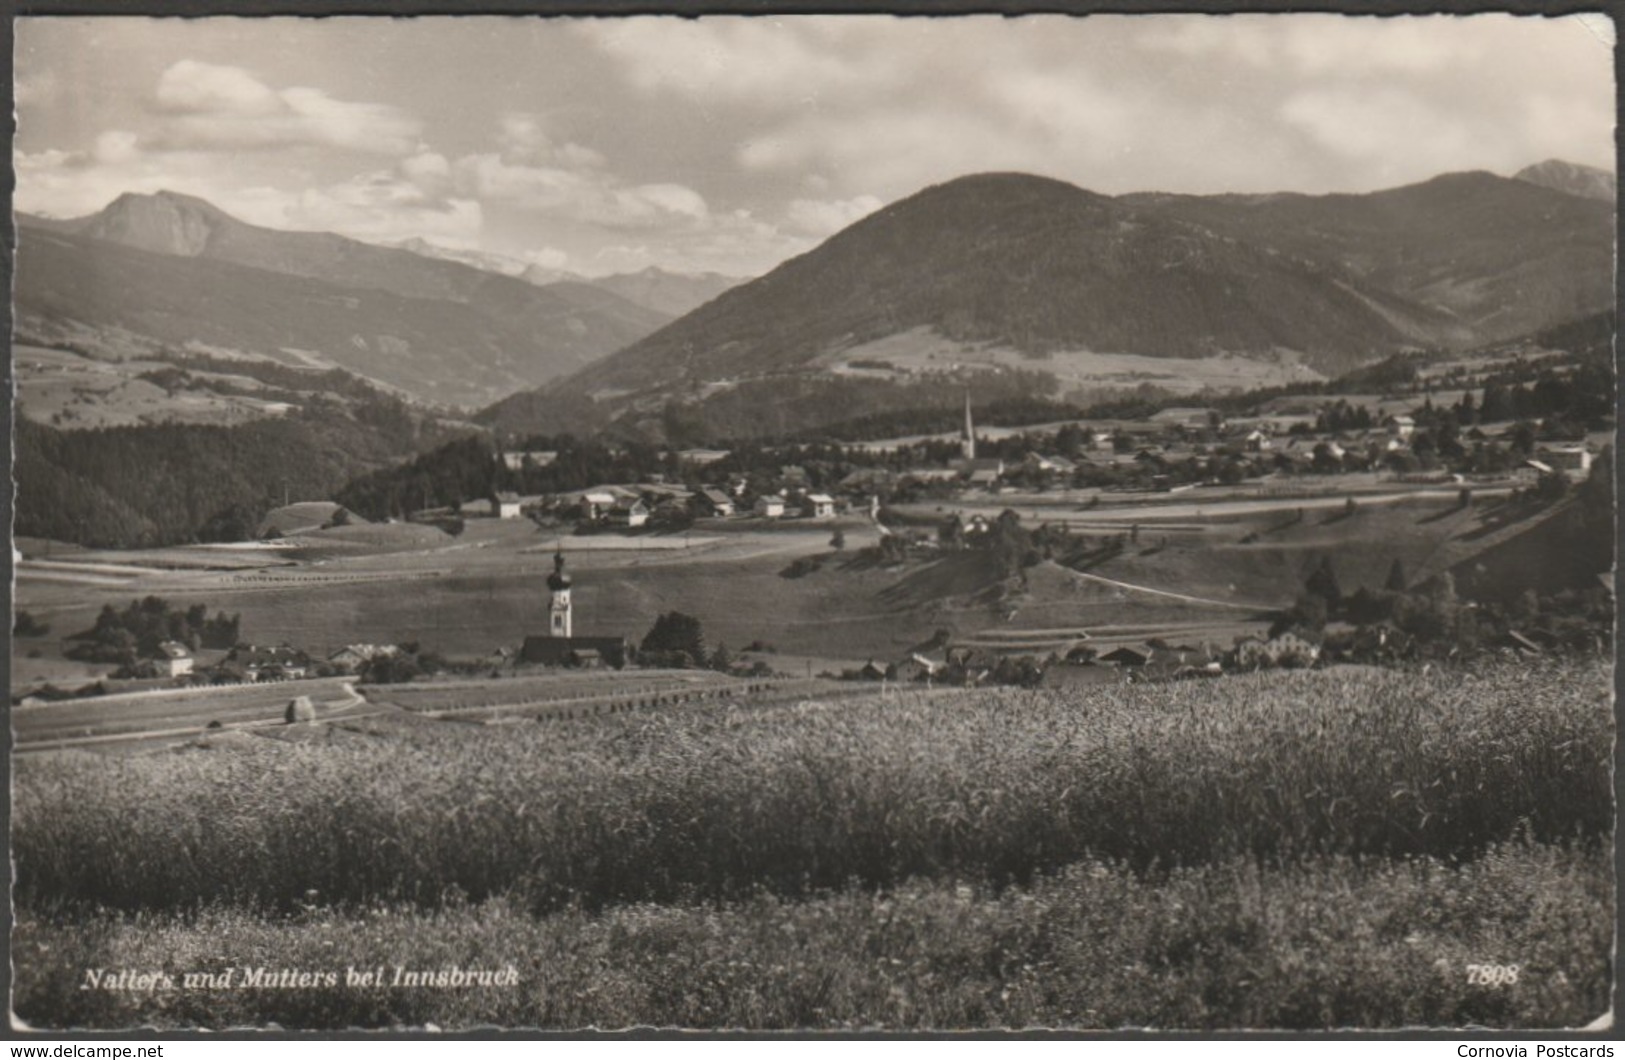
[14,13,1617,278]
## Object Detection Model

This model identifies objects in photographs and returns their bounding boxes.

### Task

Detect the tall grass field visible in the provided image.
[12,659,1612,1030]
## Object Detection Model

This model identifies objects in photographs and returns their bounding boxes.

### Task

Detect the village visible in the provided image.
[23,376,1610,720]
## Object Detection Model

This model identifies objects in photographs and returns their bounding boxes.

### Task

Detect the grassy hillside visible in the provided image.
[16,222,667,408]
[480,169,1611,442]
[1124,172,1613,344]
[507,173,1453,437]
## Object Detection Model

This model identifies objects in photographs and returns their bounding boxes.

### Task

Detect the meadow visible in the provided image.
[11,658,1612,1030]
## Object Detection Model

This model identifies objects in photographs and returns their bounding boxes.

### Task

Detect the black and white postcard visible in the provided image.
[9,11,1617,1033]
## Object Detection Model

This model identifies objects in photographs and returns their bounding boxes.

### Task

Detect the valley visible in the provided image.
[9,152,1615,1035]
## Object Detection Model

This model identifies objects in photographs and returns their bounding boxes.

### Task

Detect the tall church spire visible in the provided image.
[547,547,573,638]
[961,389,976,461]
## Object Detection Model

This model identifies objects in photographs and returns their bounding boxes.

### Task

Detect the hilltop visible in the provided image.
[1513,157,1616,203]
[16,193,671,407]
[483,169,1612,442]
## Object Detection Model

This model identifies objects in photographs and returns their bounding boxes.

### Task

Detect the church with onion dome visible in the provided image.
[519,550,633,668]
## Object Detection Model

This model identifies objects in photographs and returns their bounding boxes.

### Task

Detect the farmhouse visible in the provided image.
[753,495,786,518]
[893,651,947,682]
[857,659,887,681]
[1098,645,1151,668]
[327,643,399,672]
[1023,453,1077,476]
[1385,414,1416,439]
[566,489,626,521]
[1234,632,1320,668]
[492,491,524,519]
[803,493,837,518]
[1265,631,1321,667]
[225,645,309,682]
[500,450,557,471]
[1540,445,1592,473]
[519,551,632,668]
[694,487,736,517]
[155,640,194,678]
[606,498,650,528]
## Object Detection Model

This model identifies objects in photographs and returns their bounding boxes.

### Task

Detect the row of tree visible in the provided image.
[65,597,241,666]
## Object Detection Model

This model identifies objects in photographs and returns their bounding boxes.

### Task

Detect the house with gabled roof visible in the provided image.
[695,487,736,517]
[155,640,194,678]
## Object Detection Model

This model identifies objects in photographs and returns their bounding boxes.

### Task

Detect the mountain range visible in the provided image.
[483,163,1613,440]
[16,160,1613,437]
[386,239,745,317]
[15,192,673,408]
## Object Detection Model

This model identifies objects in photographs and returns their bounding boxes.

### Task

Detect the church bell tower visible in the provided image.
[547,549,573,638]
[961,389,977,461]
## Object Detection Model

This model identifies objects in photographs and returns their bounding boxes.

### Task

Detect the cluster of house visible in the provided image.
[145,641,405,683]
[481,474,846,530]
[848,402,1598,494]
[850,630,1328,690]
[1154,406,1594,479]
[471,396,1601,535]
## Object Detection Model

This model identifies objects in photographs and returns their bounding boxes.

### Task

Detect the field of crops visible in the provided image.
[12,677,360,750]
[12,659,1613,1030]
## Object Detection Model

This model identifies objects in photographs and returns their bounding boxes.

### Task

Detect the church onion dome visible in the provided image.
[547,550,572,591]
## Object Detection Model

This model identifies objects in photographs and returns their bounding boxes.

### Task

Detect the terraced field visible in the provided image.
[12,678,363,752]
[11,670,851,753]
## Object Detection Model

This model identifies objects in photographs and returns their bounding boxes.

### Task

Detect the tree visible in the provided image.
[1535,470,1570,503]
[360,653,421,684]
[709,642,733,672]
[1305,556,1342,610]
[1479,382,1512,424]
[1384,558,1408,593]
[198,502,263,544]
[1270,593,1328,638]
[640,611,707,664]
[987,510,1034,578]
[12,611,49,638]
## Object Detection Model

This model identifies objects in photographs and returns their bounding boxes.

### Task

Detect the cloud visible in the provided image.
[497,112,606,169]
[578,17,897,107]
[155,58,281,114]
[784,194,883,236]
[148,59,422,155]
[455,152,711,229]
[287,176,483,245]
[15,141,481,246]
[1144,14,1496,74]
[1280,86,1489,169]
[92,130,142,165]
[14,69,60,106]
